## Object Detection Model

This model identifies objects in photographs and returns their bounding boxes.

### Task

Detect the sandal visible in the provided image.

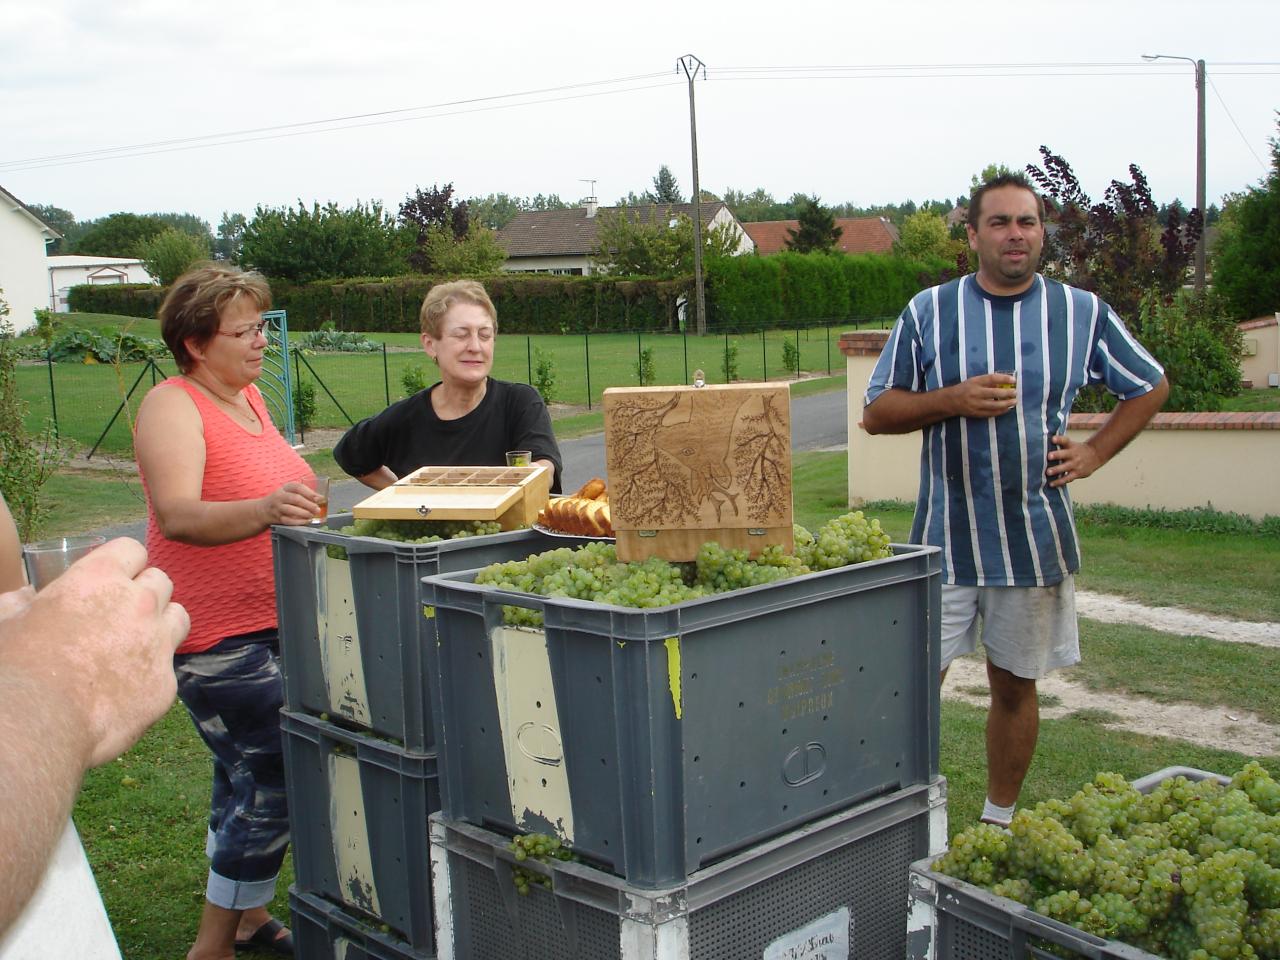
[234,916,294,957]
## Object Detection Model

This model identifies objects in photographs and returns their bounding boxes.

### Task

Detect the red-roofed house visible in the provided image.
[740,217,899,256]
[496,199,753,275]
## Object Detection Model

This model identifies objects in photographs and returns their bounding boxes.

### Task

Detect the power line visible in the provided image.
[0,71,674,171]
[1208,77,1270,170]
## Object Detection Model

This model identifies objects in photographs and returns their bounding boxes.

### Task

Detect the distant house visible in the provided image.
[740,217,899,256]
[496,198,754,275]
[0,185,60,331]
[945,204,969,229]
[47,255,157,313]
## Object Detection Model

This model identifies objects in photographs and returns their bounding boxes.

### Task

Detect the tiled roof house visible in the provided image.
[740,217,899,256]
[497,199,753,275]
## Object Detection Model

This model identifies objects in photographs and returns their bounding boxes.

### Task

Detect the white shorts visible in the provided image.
[940,577,1080,680]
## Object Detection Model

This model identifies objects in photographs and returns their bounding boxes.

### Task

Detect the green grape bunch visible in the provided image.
[936,764,1280,958]
[473,510,896,625]
[508,832,576,895]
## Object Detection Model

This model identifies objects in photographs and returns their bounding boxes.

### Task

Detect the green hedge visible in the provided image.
[245,275,691,334]
[705,251,952,330]
[66,283,164,318]
[67,252,954,333]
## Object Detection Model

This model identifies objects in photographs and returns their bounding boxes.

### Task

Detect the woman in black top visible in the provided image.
[334,280,562,493]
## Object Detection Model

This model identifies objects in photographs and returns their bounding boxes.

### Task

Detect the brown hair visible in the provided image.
[419,280,498,338]
[158,262,272,373]
[968,173,1046,226]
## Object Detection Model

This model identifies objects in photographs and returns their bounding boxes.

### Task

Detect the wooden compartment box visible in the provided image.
[352,464,551,530]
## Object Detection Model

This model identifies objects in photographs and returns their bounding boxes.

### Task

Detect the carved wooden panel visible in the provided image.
[603,383,793,560]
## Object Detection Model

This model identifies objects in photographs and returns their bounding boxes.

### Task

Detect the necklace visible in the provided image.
[184,375,258,424]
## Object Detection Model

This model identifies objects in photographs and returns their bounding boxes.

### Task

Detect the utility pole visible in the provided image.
[1143,53,1207,290]
[679,54,707,335]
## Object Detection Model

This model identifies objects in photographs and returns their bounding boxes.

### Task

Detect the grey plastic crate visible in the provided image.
[281,709,442,952]
[431,777,947,960]
[290,886,433,960]
[273,517,590,752]
[422,542,941,888]
[906,767,1231,959]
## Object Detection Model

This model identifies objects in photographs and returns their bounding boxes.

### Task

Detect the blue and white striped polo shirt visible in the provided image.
[865,274,1165,587]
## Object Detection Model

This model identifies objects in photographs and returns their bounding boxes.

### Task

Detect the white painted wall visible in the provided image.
[0,195,56,332]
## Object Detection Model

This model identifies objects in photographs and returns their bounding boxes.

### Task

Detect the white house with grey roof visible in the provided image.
[496,198,753,275]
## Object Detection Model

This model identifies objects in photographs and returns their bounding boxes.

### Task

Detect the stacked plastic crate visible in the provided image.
[272,518,587,959]
[420,541,949,960]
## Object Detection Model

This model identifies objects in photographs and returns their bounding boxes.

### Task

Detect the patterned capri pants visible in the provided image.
[173,629,290,910]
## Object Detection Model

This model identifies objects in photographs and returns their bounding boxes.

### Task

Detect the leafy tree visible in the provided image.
[138,227,211,286]
[149,212,214,245]
[528,194,567,211]
[646,165,684,204]
[421,222,507,275]
[215,212,247,262]
[239,200,409,282]
[722,187,789,222]
[969,163,1016,193]
[785,196,842,253]
[466,193,525,230]
[1026,145,1201,322]
[591,207,739,277]
[1213,118,1280,318]
[897,210,954,262]
[398,183,469,272]
[73,212,166,257]
[29,204,78,253]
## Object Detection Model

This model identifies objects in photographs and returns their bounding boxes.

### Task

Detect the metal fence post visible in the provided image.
[527,337,533,385]
[45,350,59,438]
[293,350,305,444]
[683,331,688,385]
[761,328,767,382]
[583,329,592,409]
[382,342,390,407]
[636,331,643,384]
[794,322,801,381]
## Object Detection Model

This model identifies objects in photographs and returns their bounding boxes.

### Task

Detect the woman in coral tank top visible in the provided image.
[134,263,322,960]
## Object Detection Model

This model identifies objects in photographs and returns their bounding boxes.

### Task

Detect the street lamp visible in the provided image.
[1142,53,1207,290]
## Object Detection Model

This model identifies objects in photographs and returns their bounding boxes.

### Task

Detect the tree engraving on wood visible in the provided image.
[605,386,791,530]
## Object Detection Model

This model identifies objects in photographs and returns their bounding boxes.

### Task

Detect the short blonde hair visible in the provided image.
[419,280,498,338]
[159,262,272,373]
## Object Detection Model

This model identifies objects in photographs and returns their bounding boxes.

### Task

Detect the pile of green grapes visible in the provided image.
[508,832,577,895]
[474,511,893,626]
[326,517,504,559]
[935,763,1280,958]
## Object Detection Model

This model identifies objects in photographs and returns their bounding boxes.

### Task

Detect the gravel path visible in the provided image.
[941,594,1280,756]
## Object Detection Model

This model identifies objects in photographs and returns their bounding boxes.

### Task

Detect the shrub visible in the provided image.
[401,364,429,395]
[635,345,656,385]
[296,326,380,353]
[721,340,740,382]
[1073,290,1242,413]
[532,347,557,404]
[47,328,167,363]
[781,336,800,375]
[291,379,317,432]
[138,227,210,286]
[0,312,71,539]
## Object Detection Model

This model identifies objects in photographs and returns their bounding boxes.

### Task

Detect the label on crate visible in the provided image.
[763,906,850,960]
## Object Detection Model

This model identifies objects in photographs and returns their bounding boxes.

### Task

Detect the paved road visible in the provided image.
[88,387,849,543]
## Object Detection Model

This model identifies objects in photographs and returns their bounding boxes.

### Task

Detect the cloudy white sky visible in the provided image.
[2,0,1277,229]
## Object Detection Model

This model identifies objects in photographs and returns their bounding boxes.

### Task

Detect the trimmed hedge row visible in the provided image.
[704,251,953,330]
[67,252,955,333]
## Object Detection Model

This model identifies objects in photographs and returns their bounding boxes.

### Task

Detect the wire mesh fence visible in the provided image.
[16,318,895,456]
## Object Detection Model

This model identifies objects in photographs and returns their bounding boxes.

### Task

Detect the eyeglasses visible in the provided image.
[216,319,270,341]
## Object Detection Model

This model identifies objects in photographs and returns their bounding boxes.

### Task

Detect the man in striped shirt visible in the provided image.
[863,173,1169,826]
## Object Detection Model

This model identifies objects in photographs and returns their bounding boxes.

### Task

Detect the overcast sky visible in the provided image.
[2,0,1277,230]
